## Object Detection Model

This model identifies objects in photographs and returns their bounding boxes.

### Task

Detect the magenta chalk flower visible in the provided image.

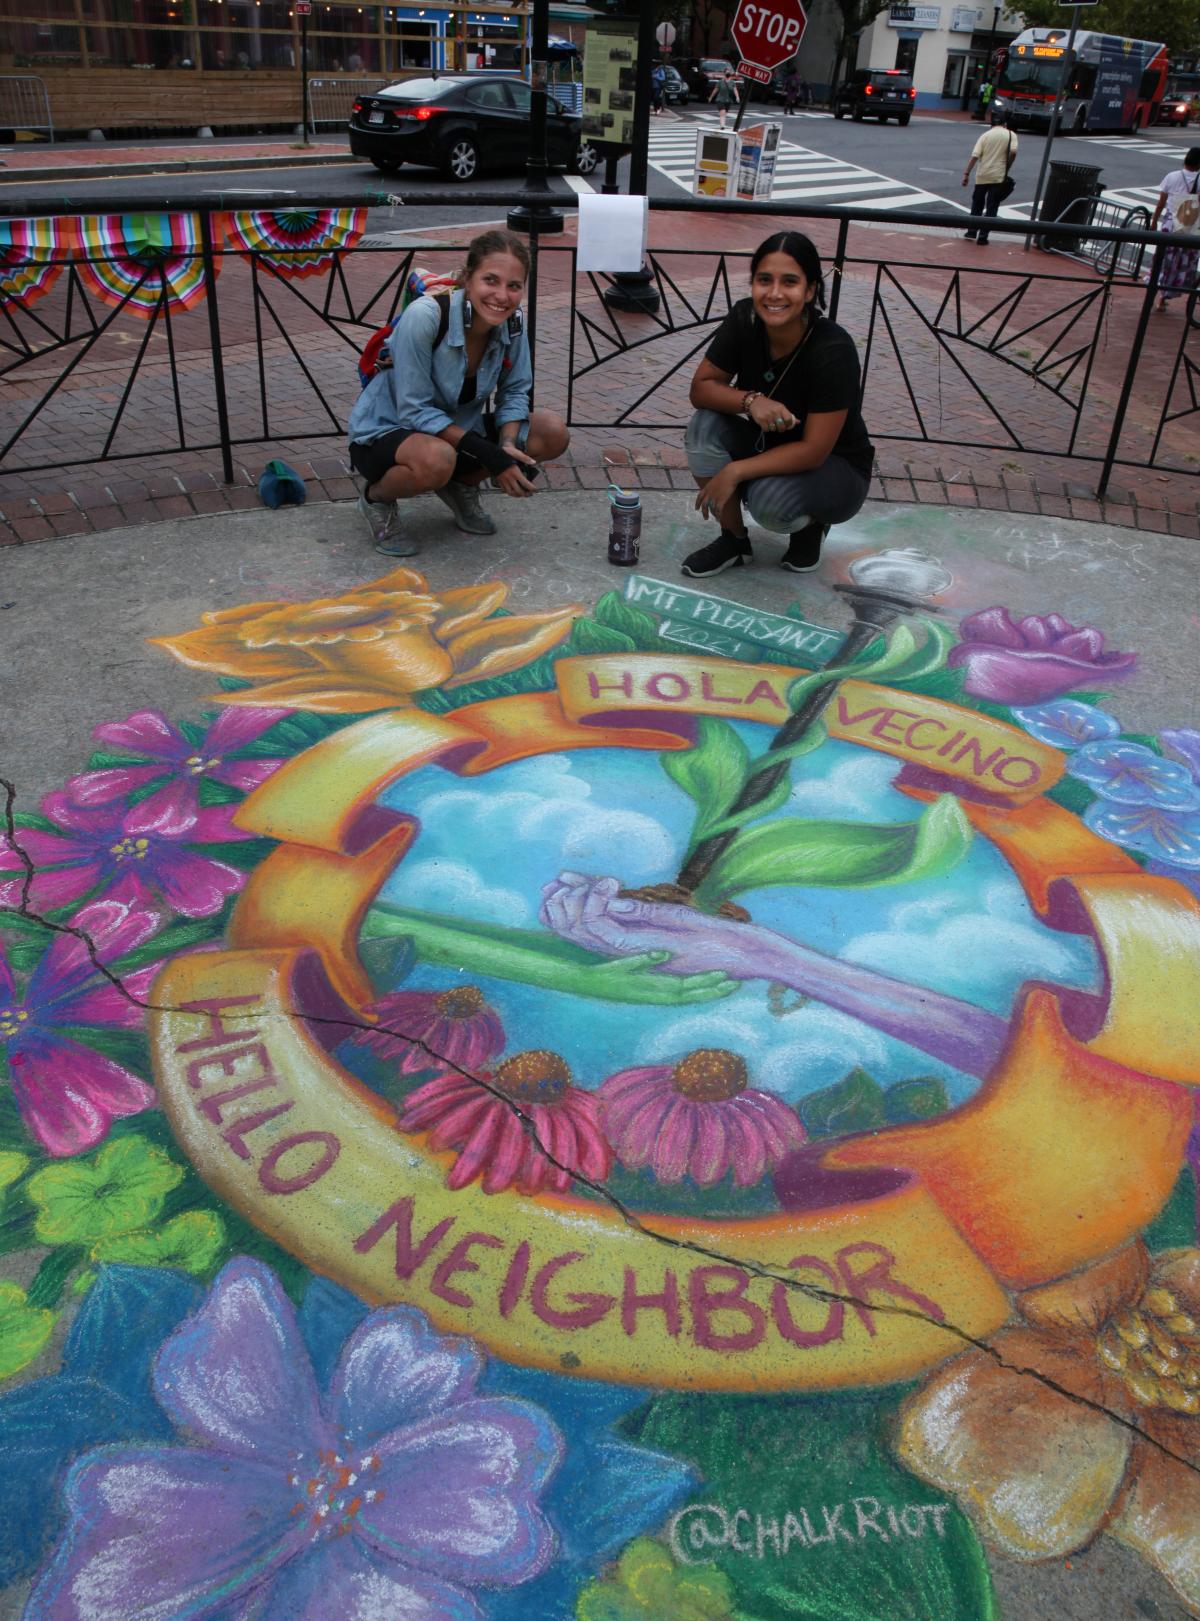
[64,706,287,833]
[0,791,251,918]
[398,1049,612,1195]
[351,984,505,1075]
[598,1049,805,1188]
[1,896,160,1155]
[946,607,1136,705]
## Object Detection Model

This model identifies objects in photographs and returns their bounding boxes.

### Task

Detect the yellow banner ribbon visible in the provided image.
[148,664,1200,1389]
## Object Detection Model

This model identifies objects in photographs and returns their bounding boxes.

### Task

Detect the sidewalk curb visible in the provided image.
[0,150,355,185]
[3,451,1195,546]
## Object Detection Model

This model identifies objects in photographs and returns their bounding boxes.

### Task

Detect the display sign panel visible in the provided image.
[581,17,640,150]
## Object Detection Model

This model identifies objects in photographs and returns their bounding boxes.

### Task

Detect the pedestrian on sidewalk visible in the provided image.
[680,230,875,580]
[962,111,1017,245]
[710,69,740,129]
[348,229,569,556]
[781,67,802,115]
[651,62,666,115]
[1150,147,1200,312]
[973,78,993,122]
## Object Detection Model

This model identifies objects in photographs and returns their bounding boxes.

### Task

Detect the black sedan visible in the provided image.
[350,74,586,182]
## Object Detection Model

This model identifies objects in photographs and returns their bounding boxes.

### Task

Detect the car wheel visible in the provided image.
[443,135,479,182]
[834,104,844,118]
[1073,106,1087,133]
[371,157,402,174]
[572,140,599,176]
[899,115,910,126]
[852,106,863,121]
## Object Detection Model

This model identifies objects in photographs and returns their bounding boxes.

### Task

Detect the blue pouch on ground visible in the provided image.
[257,459,307,508]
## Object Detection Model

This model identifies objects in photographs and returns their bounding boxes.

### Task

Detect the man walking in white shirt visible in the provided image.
[962,112,1018,245]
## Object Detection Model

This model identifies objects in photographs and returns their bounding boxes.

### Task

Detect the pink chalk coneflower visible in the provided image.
[352,984,504,1074]
[398,1049,613,1196]
[598,1049,804,1188]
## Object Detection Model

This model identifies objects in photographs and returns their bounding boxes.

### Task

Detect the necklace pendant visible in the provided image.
[763,369,775,383]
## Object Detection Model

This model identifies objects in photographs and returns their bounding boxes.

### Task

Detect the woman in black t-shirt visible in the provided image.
[682,231,874,578]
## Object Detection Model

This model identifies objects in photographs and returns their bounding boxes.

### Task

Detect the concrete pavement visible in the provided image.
[2,483,1200,1621]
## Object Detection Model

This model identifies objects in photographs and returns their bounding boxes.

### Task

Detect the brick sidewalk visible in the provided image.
[1,203,1196,546]
[0,136,351,181]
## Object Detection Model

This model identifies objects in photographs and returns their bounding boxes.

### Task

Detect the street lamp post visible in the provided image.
[509,0,565,236]
[601,0,661,314]
[1024,1,1081,251]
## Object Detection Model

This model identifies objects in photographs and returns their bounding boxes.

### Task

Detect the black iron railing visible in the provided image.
[0,190,1195,497]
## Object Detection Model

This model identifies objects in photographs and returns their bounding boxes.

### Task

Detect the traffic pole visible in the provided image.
[300,10,310,147]
[1024,3,1080,250]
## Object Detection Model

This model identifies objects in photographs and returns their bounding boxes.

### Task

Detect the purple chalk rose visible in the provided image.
[947,607,1136,705]
[27,1258,562,1620]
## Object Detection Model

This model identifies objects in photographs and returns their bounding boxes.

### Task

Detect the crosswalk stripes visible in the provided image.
[647,116,951,211]
[1064,135,1191,161]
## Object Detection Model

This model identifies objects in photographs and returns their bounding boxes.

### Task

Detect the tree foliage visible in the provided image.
[1013,0,1200,59]
[826,0,891,93]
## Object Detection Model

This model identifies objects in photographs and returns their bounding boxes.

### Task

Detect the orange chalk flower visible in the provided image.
[896,1240,1200,1615]
[150,567,581,713]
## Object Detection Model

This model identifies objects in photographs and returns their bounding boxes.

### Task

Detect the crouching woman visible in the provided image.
[348,229,569,556]
[682,230,874,578]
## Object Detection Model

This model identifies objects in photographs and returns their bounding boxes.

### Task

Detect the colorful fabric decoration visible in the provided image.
[219,208,367,279]
[70,214,211,320]
[0,218,64,313]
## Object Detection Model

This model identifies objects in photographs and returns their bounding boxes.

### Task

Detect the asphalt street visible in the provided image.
[1,107,1193,234]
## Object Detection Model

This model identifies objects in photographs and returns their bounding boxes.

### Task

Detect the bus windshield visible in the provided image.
[1000,54,1063,94]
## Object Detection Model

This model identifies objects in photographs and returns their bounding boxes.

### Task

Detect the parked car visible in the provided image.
[660,65,690,106]
[675,56,734,100]
[349,74,586,181]
[833,69,916,124]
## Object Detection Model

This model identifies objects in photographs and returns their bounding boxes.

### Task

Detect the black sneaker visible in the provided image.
[681,530,752,578]
[780,521,829,573]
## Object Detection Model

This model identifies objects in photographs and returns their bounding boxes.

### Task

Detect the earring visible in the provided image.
[462,297,473,328]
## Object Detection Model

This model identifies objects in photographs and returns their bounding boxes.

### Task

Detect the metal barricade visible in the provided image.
[0,75,54,141]
[306,76,389,131]
[1049,195,1153,281]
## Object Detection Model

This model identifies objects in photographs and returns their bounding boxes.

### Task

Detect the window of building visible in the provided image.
[894,36,918,74]
[943,53,965,97]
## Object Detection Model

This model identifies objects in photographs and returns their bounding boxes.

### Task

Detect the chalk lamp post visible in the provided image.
[674,548,954,897]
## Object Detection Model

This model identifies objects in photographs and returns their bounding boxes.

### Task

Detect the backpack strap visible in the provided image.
[433,290,452,350]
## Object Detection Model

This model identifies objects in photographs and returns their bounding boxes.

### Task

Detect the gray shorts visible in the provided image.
[684,408,871,533]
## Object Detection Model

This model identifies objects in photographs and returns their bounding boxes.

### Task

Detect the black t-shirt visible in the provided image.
[704,299,875,477]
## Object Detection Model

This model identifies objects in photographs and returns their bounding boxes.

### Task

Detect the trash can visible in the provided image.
[1038,160,1104,251]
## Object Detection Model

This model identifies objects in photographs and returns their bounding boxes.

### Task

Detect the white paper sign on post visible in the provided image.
[576,193,650,273]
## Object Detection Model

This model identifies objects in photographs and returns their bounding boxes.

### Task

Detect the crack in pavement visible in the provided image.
[3,774,1198,1482]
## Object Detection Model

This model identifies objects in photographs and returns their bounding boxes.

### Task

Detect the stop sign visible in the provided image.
[730,0,808,75]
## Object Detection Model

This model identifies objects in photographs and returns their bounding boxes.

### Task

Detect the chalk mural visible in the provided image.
[2,550,1200,1618]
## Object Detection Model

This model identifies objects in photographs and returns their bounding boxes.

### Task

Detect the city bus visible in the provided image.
[991,28,1168,133]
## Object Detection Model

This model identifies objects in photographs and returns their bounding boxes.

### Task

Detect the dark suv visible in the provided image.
[833,69,916,124]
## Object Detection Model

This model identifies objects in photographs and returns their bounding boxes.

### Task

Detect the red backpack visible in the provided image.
[357,267,458,391]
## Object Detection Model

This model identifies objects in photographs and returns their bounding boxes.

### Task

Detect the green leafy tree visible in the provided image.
[1013,0,1200,58]
[826,0,891,94]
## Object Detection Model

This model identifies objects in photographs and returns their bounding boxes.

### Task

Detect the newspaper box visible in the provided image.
[693,127,740,199]
[737,121,781,200]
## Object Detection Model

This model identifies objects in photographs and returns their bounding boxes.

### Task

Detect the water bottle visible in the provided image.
[608,486,641,567]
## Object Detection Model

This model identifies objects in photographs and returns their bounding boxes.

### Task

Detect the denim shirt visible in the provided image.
[348,288,532,447]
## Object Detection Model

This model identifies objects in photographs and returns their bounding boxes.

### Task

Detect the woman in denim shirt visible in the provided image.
[349,230,569,555]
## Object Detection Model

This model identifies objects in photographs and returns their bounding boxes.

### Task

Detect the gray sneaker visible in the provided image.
[357,492,419,557]
[435,478,497,536]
